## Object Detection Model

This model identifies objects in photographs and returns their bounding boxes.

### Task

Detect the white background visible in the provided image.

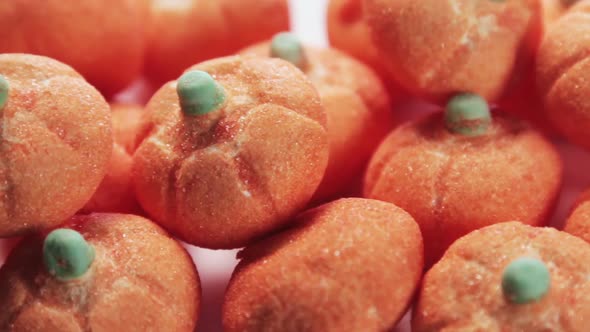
[290,0,329,47]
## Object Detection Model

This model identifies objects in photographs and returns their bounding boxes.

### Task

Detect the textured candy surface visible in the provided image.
[414,222,590,331]
[364,0,540,102]
[242,40,393,202]
[133,56,329,249]
[537,0,590,149]
[223,198,423,332]
[0,213,201,332]
[564,189,590,242]
[0,54,112,237]
[364,112,562,266]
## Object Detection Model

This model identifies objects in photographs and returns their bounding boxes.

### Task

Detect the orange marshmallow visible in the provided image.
[364,0,541,103]
[145,0,289,84]
[536,1,590,149]
[0,1,149,97]
[563,189,590,243]
[328,0,383,74]
[0,213,200,331]
[414,222,590,331]
[0,54,111,237]
[327,0,386,73]
[132,56,329,249]
[326,0,407,102]
[223,198,423,332]
[364,96,562,267]
[497,0,573,135]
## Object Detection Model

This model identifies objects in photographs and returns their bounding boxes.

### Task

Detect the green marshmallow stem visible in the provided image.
[444,93,492,136]
[502,257,551,304]
[43,228,95,281]
[177,70,226,116]
[270,32,307,70]
[0,75,9,110]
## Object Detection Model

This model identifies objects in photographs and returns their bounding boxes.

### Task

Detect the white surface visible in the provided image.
[289,0,329,47]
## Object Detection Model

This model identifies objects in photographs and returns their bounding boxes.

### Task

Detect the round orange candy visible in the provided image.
[0,1,149,97]
[363,0,541,103]
[563,189,590,242]
[223,198,423,331]
[364,96,562,267]
[414,222,590,331]
[82,104,144,214]
[0,54,112,237]
[132,56,329,249]
[241,34,393,202]
[0,213,200,331]
[537,1,590,149]
[145,0,289,84]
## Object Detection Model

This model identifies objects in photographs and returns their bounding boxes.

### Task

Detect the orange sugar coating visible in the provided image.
[541,0,571,27]
[0,213,200,332]
[563,189,590,243]
[132,56,329,249]
[145,0,289,84]
[364,112,562,267]
[536,1,590,149]
[82,104,144,214]
[413,222,590,331]
[327,0,407,102]
[364,0,541,103]
[497,0,571,135]
[0,1,149,97]
[328,0,383,74]
[223,198,424,332]
[241,42,393,202]
[0,54,112,237]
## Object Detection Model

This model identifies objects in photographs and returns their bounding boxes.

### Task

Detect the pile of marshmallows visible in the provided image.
[1,1,590,331]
